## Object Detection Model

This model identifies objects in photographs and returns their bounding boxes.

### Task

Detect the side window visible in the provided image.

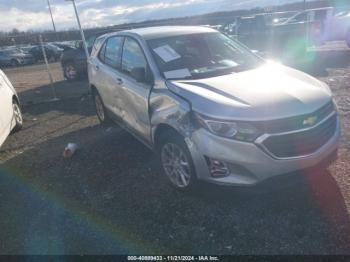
[315,10,327,21]
[290,12,307,23]
[105,37,123,69]
[101,36,123,69]
[121,37,147,77]
[295,13,307,22]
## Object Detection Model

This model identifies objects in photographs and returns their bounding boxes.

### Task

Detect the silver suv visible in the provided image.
[88,26,340,190]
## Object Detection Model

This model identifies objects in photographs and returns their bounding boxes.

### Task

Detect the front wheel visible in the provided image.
[12,100,23,133]
[159,133,197,191]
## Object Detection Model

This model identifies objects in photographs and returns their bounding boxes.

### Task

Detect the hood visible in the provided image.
[167,62,332,121]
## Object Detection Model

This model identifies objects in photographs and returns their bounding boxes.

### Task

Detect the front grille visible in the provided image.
[261,114,337,158]
[255,101,335,133]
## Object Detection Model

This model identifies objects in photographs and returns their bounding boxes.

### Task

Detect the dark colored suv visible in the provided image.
[28,44,62,63]
[61,31,117,81]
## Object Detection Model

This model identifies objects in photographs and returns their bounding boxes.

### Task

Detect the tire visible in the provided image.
[92,90,111,125]
[48,56,55,63]
[10,59,19,67]
[63,62,79,81]
[158,131,197,191]
[11,99,23,133]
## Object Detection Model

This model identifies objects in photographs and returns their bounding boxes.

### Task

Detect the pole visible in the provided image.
[304,0,310,51]
[47,0,58,40]
[39,35,59,101]
[69,0,90,60]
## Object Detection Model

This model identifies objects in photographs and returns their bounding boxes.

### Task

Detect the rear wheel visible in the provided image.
[159,132,197,191]
[12,99,23,133]
[48,55,56,63]
[64,62,79,81]
[10,59,19,67]
[92,90,111,125]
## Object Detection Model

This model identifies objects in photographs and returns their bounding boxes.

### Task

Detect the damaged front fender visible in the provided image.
[149,83,194,147]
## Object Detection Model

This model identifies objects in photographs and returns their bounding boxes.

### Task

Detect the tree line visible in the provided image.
[0,0,348,47]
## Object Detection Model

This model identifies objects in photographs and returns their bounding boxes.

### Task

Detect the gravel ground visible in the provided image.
[0,60,350,255]
[3,63,88,105]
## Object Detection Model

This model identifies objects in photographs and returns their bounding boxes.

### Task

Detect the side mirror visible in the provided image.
[131,67,146,83]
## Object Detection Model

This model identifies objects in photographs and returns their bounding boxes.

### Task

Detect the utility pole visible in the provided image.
[39,35,59,101]
[47,0,58,40]
[65,0,90,60]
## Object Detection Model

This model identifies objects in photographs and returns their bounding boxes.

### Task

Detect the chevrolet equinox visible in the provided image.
[88,26,340,190]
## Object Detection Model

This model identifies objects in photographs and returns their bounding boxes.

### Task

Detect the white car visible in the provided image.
[0,70,23,147]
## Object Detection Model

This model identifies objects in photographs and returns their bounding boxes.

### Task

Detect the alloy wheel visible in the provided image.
[13,102,23,126]
[95,94,105,122]
[161,143,191,188]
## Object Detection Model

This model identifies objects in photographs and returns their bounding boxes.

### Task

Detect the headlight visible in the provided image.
[195,113,261,142]
[205,120,238,138]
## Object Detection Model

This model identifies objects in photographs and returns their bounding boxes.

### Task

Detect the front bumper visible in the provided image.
[187,116,340,186]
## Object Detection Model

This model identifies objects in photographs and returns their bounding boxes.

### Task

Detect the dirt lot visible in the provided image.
[0,58,350,255]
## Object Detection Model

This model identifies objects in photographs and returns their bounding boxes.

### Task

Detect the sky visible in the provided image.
[0,0,298,32]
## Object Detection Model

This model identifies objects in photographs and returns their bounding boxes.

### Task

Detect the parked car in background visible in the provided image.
[0,70,22,147]
[47,43,64,57]
[60,40,87,81]
[278,7,334,25]
[88,26,339,190]
[323,10,350,47]
[221,7,334,52]
[19,46,33,54]
[273,7,334,46]
[51,42,75,51]
[28,44,62,63]
[61,31,115,81]
[0,49,35,67]
[221,14,270,50]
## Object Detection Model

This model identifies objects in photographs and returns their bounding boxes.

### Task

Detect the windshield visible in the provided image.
[147,32,263,80]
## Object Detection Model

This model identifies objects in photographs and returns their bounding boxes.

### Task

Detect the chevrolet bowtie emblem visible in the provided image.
[303,116,318,126]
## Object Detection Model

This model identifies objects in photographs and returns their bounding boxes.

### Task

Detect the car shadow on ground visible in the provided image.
[1,121,349,254]
[17,79,89,107]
